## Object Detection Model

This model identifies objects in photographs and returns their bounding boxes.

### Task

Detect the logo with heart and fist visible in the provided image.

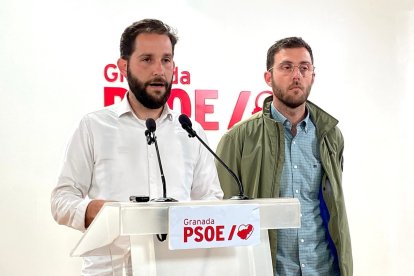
[237,224,254,240]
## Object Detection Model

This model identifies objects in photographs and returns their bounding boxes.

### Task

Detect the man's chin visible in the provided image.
[141,100,165,109]
[145,104,164,109]
[286,100,306,109]
[281,96,306,108]
[144,96,169,109]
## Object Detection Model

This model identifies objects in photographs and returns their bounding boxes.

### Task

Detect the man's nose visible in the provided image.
[152,60,164,76]
[291,66,302,79]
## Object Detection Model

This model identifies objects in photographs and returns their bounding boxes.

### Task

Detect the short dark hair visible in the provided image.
[120,19,178,60]
[266,37,314,70]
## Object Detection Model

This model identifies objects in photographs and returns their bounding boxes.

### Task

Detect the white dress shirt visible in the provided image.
[51,94,223,275]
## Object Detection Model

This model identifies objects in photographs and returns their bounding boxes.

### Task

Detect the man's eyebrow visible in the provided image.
[137,53,152,58]
[278,61,312,65]
[137,53,173,58]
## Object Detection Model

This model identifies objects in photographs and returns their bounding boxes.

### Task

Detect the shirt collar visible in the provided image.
[116,91,133,117]
[270,102,310,133]
[116,91,173,122]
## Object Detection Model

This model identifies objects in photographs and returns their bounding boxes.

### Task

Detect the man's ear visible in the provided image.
[264,70,272,88]
[117,58,128,78]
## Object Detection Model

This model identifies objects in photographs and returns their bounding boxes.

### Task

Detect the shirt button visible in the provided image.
[301,264,306,268]
[293,165,298,169]
[300,239,304,243]
[295,189,299,194]
[293,141,296,145]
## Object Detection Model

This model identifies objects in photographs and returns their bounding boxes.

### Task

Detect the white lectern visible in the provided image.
[71,198,300,276]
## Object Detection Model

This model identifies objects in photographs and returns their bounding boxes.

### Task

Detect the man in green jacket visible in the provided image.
[216,37,352,275]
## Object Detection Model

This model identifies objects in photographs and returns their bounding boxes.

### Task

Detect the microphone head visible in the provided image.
[178,114,192,129]
[179,114,196,138]
[145,118,156,132]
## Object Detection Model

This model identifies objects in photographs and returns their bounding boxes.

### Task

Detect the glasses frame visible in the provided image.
[268,62,315,77]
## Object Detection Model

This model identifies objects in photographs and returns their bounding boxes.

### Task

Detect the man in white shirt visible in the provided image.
[51,19,223,275]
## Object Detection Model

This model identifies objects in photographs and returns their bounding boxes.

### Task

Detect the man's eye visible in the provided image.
[281,65,292,71]
[300,65,310,71]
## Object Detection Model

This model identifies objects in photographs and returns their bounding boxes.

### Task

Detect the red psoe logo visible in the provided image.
[237,224,254,240]
[103,63,272,130]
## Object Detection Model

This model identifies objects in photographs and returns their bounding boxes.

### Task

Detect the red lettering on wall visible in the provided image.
[179,71,191,85]
[172,67,191,85]
[104,87,127,106]
[252,91,272,114]
[167,88,192,117]
[227,91,251,129]
[104,64,124,82]
[195,90,218,130]
[102,84,270,131]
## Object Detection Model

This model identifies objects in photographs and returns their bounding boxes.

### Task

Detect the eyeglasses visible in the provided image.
[269,62,315,77]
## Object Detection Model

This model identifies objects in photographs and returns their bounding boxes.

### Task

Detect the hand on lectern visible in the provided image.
[85,199,107,228]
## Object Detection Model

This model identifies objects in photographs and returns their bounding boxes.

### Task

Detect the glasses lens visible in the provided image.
[277,63,313,77]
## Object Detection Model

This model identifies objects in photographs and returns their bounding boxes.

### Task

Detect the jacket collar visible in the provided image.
[262,95,338,136]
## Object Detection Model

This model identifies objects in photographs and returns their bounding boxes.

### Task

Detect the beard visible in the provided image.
[127,68,172,109]
[271,78,311,109]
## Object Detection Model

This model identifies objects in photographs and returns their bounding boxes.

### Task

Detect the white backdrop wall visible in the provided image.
[1,0,413,275]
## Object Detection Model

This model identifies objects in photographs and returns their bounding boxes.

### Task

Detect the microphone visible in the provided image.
[145,118,177,203]
[145,118,156,145]
[178,114,250,200]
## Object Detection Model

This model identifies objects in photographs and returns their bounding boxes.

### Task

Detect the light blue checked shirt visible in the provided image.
[271,103,338,276]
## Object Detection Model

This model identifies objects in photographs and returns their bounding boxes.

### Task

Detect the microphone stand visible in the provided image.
[183,125,249,200]
[145,129,177,203]
[145,128,177,242]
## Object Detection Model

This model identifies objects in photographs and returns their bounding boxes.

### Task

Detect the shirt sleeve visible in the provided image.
[190,124,224,200]
[50,117,94,232]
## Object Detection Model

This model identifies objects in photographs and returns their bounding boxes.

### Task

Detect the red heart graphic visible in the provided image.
[237,224,254,240]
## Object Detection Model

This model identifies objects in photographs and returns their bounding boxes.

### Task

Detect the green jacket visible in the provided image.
[216,96,353,275]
